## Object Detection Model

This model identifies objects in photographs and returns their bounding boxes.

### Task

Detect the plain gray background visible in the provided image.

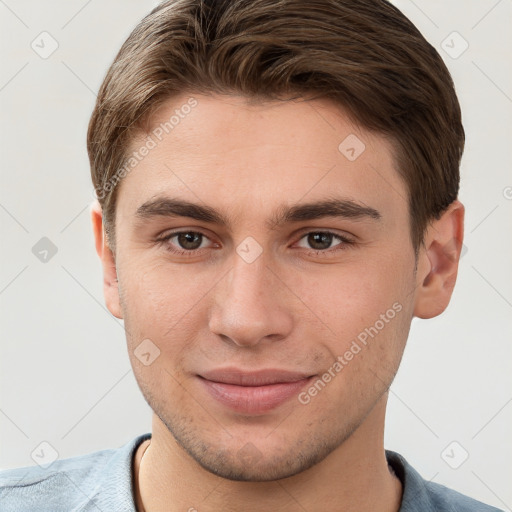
[1,0,511,509]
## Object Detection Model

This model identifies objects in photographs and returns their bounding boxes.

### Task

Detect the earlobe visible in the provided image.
[413,200,465,319]
[90,201,123,319]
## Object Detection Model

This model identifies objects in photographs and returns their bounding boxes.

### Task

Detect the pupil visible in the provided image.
[178,232,201,250]
[309,232,332,250]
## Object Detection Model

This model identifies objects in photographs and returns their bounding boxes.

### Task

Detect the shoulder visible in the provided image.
[0,433,151,512]
[0,449,111,512]
[386,450,504,512]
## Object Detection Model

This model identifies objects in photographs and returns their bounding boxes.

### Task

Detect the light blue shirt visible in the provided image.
[0,433,503,511]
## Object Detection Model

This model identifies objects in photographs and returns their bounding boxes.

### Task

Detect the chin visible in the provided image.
[159,409,353,483]
[191,449,321,482]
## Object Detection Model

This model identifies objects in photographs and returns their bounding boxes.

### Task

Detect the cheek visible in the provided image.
[293,262,403,334]
[120,262,204,399]
[118,259,220,371]
[120,259,204,329]
[289,254,413,386]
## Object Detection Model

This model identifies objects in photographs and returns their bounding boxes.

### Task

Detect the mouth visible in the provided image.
[196,368,316,415]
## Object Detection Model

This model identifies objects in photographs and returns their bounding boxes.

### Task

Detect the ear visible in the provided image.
[413,200,465,319]
[90,201,123,319]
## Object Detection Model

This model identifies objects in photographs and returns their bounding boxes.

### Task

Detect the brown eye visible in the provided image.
[306,232,335,250]
[176,232,203,250]
[296,231,347,251]
[157,230,213,257]
[294,230,355,257]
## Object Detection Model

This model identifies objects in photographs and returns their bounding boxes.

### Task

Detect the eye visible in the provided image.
[295,231,354,254]
[157,230,215,257]
[172,232,206,250]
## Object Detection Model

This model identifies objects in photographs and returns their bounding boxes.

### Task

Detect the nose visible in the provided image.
[208,251,294,348]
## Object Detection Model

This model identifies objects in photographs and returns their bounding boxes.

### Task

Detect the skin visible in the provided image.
[91,93,464,512]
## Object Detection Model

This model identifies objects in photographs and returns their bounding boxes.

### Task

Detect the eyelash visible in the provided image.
[155,230,355,258]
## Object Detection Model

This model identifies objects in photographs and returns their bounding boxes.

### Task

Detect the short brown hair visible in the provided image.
[87,0,464,255]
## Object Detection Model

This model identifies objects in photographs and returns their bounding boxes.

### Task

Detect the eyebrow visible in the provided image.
[134,196,381,230]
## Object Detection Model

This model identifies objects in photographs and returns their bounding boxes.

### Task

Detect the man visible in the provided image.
[0,0,503,510]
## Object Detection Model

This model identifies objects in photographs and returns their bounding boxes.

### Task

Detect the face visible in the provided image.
[108,93,419,481]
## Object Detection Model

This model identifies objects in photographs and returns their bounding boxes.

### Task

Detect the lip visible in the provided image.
[197,368,315,415]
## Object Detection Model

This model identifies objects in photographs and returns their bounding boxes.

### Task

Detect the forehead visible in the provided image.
[115,93,407,228]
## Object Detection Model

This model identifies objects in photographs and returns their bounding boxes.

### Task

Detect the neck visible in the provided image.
[134,398,402,512]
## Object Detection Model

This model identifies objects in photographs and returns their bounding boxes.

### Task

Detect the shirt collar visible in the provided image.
[77,432,151,512]
[386,449,436,512]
